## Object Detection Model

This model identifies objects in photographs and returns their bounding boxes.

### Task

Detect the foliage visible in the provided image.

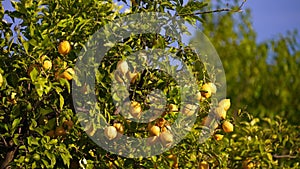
[0,0,299,168]
[201,1,300,124]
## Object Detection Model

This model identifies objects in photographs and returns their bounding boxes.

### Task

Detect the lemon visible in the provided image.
[218,99,231,111]
[33,153,41,161]
[222,121,234,133]
[58,40,71,55]
[214,134,224,141]
[182,104,197,116]
[43,60,52,70]
[130,101,142,118]
[149,125,160,136]
[159,131,173,147]
[62,68,75,80]
[104,126,117,140]
[215,106,227,120]
[201,82,217,98]
[168,104,178,112]
[113,123,124,134]
[117,60,129,75]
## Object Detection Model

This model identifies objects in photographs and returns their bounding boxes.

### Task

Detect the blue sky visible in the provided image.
[2,0,300,42]
[245,0,300,42]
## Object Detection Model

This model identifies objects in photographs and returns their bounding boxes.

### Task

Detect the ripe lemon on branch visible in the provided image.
[58,40,71,55]
[42,60,52,70]
[201,82,217,99]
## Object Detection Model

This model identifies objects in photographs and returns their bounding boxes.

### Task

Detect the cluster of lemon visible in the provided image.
[103,101,174,147]
[213,98,233,140]
[28,40,74,81]
[105,69,234,147]
[198,82,233,141]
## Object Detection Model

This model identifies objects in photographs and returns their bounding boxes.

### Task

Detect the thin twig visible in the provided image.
[273,154,297,159]
[238,0,247,10]
[191,8,232,15]
[177,0,247,17]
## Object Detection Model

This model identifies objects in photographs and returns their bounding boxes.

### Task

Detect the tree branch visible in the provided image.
[177,0,247,17]
[1,147,17,169]
[273,154,297,159]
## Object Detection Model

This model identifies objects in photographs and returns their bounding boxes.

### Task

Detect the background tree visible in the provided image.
[201,0,300,124]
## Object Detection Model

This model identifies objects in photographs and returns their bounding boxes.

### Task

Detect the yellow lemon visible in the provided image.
[104,126,118,140]
[159,131,173,147]
[117,60,129,75]
[182,104,197,116]
[168,104,178,112]
[149,125,160,136]
[43,60,52,70]
[201,82,217,98]
[215,106,227,120]
[40,55,48,62]
[222,121,234,133]
[214,134,224,141]
[130,101,142,118]
[218,99,231,111]
[62,68,75,80]
[58,40,71,55]
[113,123,124,134]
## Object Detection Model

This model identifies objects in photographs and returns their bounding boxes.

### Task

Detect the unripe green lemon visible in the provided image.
[33,153,41,161]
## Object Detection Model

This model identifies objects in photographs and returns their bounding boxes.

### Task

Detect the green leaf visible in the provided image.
[59,94,64,110]
[11,118,22,134]
[27,136,39,146]
[29,119,37,131]
[59,78,71,93]
[21,38,30,55]
[30,68,39,82]
[45,150,56,166]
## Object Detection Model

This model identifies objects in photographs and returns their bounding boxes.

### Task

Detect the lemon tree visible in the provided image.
[1,0,299,168]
